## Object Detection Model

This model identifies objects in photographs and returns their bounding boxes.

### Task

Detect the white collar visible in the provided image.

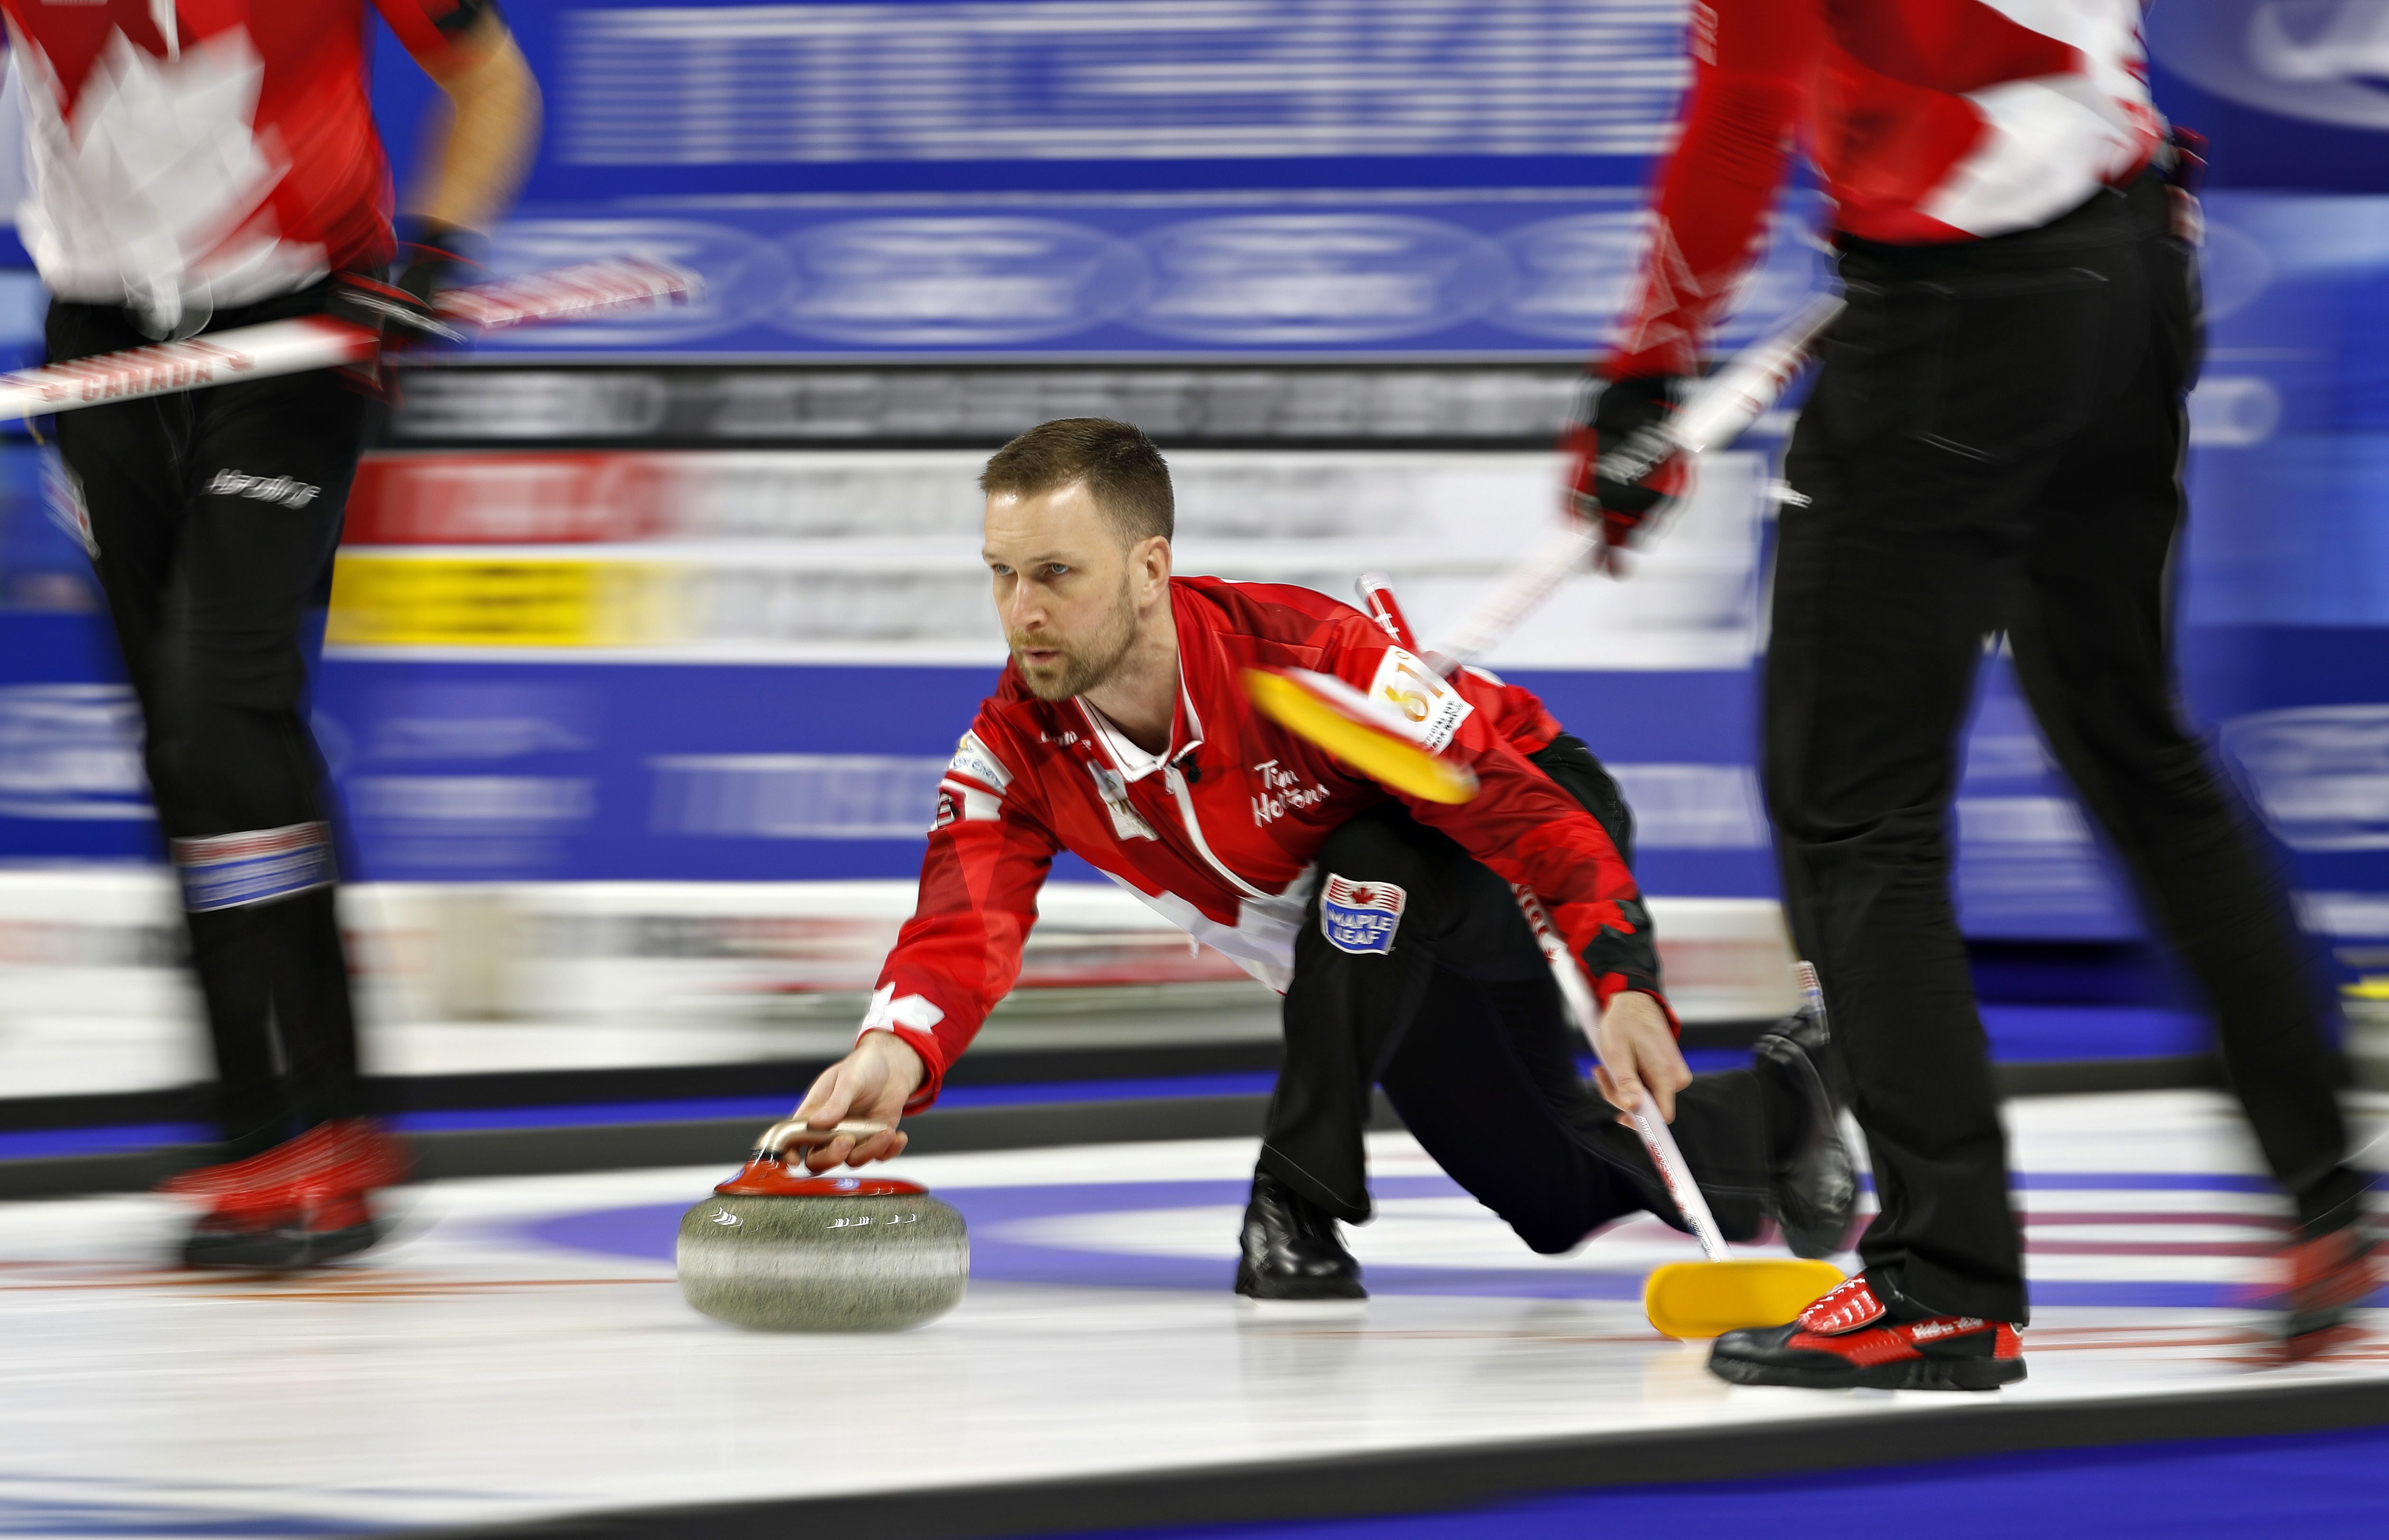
[1078,674,1206,784]
[1081,700,1170,782]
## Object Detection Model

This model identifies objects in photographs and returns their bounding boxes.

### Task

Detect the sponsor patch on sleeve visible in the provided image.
[947,730,1012,793]
[1366,647,1474,753]
[1319,874,1406,955]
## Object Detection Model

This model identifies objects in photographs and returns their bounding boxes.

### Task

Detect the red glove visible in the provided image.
[1562,373,1691,572]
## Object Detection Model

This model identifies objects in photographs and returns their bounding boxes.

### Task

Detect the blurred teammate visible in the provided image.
[779,419,1854,1303]
[3,0,539,1264]
[1573,1,2376,1386]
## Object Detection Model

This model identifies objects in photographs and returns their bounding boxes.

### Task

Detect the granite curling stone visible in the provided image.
[677,1152,967,1333]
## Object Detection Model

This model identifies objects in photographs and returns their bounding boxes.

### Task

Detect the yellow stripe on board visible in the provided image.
[327,555,678,647]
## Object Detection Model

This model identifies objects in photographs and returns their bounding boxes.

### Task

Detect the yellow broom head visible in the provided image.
[1243,667,1478,805]
[1643,1258,1848,1340]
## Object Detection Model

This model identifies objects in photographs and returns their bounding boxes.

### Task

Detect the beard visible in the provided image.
[1009,581,1138,702]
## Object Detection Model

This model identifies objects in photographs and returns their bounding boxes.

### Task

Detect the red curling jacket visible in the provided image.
[866,576,1662,1109]
[1609,0,2164,380]
[0,0,492,326]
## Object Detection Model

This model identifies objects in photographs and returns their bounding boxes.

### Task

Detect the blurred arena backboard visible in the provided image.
[0,1,2379,1086]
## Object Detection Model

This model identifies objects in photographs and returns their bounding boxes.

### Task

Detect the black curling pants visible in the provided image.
[1260,736,1772,1252]
[1767,172,2361,1324]
[49,292,368,1156]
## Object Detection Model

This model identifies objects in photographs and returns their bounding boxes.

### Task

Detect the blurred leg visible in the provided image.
[1767,451,2017,1315]
[2007,226,2360,1233]
[1765,245,2125,1321]
[47,301,289,1152]
[165,363,369,1139]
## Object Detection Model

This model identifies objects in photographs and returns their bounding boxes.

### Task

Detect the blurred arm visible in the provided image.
[379,0,543,236]
[411,12,541,234]
[1603,0,1818,381]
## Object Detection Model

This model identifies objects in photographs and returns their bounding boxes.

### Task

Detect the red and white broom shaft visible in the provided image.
[0,256,696,422]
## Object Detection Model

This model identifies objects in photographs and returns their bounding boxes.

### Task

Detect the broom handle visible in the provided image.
[1627,1100,1732,1263]
[1593,292,1845,484]
[0,257,695,422]
[1508,884,1733,1263]
[1434,292,1843,674]
[1434,523,1601,670]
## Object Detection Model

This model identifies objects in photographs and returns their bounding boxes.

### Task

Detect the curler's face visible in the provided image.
[984,479,1157,702]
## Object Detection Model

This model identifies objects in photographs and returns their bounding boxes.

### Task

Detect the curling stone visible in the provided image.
[677,1122,967,1332]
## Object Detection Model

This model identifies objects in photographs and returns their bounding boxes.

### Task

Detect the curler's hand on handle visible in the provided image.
[783,1031,924,1172]
[1590,989,1691,1129]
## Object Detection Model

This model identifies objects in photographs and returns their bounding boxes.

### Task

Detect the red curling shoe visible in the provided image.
[162,1120,411,1269]
[1708,1273,2027,1392]
[161,1119,409,1199]
[2276,1223,2380,1360]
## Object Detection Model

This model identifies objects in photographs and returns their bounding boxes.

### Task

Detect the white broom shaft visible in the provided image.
[436,256,694,332]
[1629,1101,1732,1262]
[0,257,696,423]
[1674,292,1843,454]
[1437,293,1843,673]
[1438,523,1600,668]
[1510,884,1732,1262]
[1595,292,1845,485]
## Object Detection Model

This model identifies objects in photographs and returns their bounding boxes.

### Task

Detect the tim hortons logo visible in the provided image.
[1251,759,1329,826]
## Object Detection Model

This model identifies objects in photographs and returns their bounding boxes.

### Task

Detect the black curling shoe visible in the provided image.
[1236,1168,1366,1303]
[1753,1008,1858,1260]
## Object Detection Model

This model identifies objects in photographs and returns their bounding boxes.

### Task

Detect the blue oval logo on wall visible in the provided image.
[1490,208,1830,346]
[777,219,1148,345]
[1132,215,1511,345]
[2151,1,2389,130]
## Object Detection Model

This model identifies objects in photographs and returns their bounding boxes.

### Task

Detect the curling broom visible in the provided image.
[1286,573,1843,1336]
[0,256,698,421]
[1513,885,1843,1339]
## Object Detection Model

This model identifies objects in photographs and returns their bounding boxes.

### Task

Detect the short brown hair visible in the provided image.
[979,419,1173,545]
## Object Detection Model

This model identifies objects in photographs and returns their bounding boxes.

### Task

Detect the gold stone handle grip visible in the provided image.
[752,1118,893,1158]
